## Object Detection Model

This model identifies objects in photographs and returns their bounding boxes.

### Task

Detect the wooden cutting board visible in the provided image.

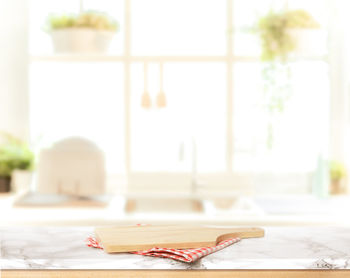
[95,225,264,253]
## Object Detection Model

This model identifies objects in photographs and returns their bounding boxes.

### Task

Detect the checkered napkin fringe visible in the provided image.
[86,236,240,263]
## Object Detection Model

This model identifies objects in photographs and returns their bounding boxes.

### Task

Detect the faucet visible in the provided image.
[191,137,198,195]
[179,138,198,196]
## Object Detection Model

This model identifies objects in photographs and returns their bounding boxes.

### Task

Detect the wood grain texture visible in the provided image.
[2,270,350,278]
[94,225,264,253]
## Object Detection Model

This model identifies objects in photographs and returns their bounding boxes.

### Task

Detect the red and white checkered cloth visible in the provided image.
[86,236,240,263]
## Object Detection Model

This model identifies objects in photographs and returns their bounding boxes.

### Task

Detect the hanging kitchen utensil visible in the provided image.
[141,62,151,109]
[156,62,167,108]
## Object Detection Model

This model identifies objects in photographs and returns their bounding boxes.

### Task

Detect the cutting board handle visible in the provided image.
[215,227,264,244]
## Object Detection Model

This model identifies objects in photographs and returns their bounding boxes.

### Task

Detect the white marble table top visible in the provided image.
[1,227,350,270]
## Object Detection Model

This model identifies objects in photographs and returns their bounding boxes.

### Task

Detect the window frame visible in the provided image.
[29,0,337,193]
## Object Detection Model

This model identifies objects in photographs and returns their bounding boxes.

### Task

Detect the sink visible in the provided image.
[124,193,263,215]
[125,194,203,213]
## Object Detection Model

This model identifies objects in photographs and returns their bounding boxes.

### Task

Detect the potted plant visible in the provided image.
[329,161,347,195]
[47,11,118,54]
[0,133,34,193]
[256,10,323,149]
[257,9,322,61]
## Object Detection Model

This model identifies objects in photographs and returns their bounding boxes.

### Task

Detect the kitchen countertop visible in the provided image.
[1,226,350,270]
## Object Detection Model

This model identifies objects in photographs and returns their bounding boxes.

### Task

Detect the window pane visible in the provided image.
[131,63,226,172]
[131,0,226,55]
[233,61,329,173]
[30,62,125,174]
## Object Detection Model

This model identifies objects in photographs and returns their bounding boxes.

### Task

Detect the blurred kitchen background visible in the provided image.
[1,0,350,227]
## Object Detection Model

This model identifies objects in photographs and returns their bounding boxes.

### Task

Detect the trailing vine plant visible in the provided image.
[257,9,319,149]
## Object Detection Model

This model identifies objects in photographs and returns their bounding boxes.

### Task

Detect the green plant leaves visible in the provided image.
[257,9,319,61]
[47,11,118,32]
[330,161,347,181]
[0,133,34,177]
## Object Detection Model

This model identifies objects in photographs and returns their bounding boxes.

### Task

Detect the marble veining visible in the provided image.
[1,227,350,270]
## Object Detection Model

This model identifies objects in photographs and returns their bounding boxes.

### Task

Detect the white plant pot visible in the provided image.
[286,28,327,57]
[50,28,115,54]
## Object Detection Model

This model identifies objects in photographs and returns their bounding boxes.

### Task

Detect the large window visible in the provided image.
[29,0,331,192]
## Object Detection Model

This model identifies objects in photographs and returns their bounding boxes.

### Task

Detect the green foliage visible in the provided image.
[47,11,118,32]
[285,10,320,28]
[0,133,34,178]
[257,9,319,61]
[49,14,76,29]
[330,161,347,181]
